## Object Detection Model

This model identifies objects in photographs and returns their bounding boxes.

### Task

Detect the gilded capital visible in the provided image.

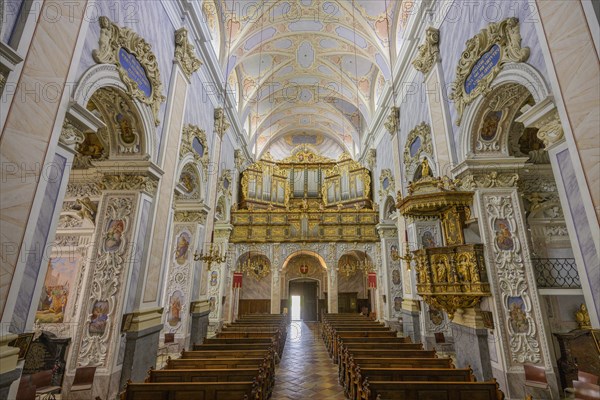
[412,27,440,75]
[384,107,400,135]
[175,27,202,78]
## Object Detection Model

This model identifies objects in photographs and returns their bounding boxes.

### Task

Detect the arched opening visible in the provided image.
[235,252,272,315]
[281,252,327,322]
[337,251,373,314]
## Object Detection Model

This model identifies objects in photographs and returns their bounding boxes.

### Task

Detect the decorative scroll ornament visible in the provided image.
[77,196,133,367]
[412,27,440,75]
[174,27,202,78]
[66,180,103,198]
[214,108,230,137]
[460,171,519,190]
[533,109,564,148]
[379,169,395,200]
[484,195,541,363]
[59,120,86,149]
[234,149,248,171]
[92,16,165,125]
[218,169,233,199]
[180,124,209,178]
[403,122,434,177]
[101,174,158,195]
[450,17,530,125]
[384,107,400,135]
[174,211,206,224]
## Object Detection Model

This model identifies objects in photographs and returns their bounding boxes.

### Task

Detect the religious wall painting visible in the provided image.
[392,269,401,285]
[394,296,402,312]
[167,290,183,327]
[89,300,109,335]
[480,110,502,141]
[508,296,529,334]
[35,257,79,323]
[103,219,125,253]
[78,131,105,159]
[210,271,218,286]
[421,231,437,249]
[175,232,191,265]
[494,218,514,251]
[180,171,196,194]
[116,112,136,144]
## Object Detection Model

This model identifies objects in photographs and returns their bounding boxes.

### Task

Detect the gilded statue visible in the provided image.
[575,303,591,329]
[421,158,431,178]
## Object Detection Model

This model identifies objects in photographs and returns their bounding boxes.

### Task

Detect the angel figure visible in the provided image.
[76,197,97,225]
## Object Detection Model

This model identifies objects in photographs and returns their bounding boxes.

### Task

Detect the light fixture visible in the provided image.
[399,230,414,270]
[194,244,226,271]
[240,253,270,280]
[337,252,374,277]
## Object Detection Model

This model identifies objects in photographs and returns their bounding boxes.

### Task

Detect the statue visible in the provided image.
[575,303,591,329]
[421,158,431,178]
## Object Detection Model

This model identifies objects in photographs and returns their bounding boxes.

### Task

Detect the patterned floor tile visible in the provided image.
[271,321,346,400]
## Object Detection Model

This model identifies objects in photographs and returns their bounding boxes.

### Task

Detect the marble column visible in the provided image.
[206,223,233,334]
[271,267,281,314]
[0,0,89,327]
[377,223,398,323]
[189,300,211,347]
[327,263,338,313]
[142,38,200,307]
[450,308,493,382]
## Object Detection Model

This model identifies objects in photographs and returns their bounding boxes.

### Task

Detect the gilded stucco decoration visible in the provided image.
[180,124,209,179]
[403,122,434,180]
[174,27,202,78]
[450,17,530,125]
[412,27,440,75]
[384,107,400,135]
[93,16,165,125]
[379,169,395,201]
[101,174,158,195]
[214,108,230,137]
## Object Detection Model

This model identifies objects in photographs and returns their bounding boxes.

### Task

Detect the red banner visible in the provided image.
[368,272,377,288]
[233,272,243,288]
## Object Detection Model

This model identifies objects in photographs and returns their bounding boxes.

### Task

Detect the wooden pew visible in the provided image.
[120,381,259,400]
[166,358,267,370]
[192,343,273,351]
[352,367,475,400]
[181,350,269,359]
[360,379,505,400]
[147,367,260,383]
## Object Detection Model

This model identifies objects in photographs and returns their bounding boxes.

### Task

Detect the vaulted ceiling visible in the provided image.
[202,0,411,160]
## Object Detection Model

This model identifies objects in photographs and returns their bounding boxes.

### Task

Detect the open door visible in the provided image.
[289,280,318,321]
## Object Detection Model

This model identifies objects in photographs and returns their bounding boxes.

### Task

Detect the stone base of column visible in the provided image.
[503,368,560,399]
[449,308,492,382]
[119,307,164,387]
[0,334,21,400]
[400,300,421,343]
[190,300,210,347]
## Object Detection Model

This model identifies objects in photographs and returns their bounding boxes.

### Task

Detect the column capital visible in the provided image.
[174,27,202,79]
[515,97,564,150]
[411,27,440,76]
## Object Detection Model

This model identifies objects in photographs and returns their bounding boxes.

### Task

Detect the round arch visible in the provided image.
[72,64,158,162]
[458,63,551,163]
[281,250,328,272]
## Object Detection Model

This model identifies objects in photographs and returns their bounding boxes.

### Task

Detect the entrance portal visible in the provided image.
[289,280,318,321]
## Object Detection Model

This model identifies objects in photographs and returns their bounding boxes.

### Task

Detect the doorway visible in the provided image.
[291,296,301,320]
[289,280,318,321]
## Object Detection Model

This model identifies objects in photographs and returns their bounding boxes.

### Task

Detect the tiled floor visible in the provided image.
[271,321,346,400]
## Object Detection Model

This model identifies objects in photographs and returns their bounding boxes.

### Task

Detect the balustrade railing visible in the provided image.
[532,258,580,289]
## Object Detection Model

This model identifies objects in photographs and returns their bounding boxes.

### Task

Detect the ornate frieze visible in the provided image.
[214,108,230,137]
[101,174,158,195]
[174,27,202,78]
[180,124,209,178]
[450,18,530,125]
[412,27,440,75]
[93,16,165,125]
[65,181,103,198]
[460,171,519,190]
[174,211,206,224]
[384,107,400,135]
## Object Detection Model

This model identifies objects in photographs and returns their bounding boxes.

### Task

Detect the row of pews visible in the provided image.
[120,314,288,400]
[322,313,505,400]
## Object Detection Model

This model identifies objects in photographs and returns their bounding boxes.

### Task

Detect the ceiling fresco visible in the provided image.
[202,0,414,160]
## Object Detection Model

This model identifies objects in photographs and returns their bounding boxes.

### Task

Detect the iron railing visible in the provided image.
[532,258,581,289]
